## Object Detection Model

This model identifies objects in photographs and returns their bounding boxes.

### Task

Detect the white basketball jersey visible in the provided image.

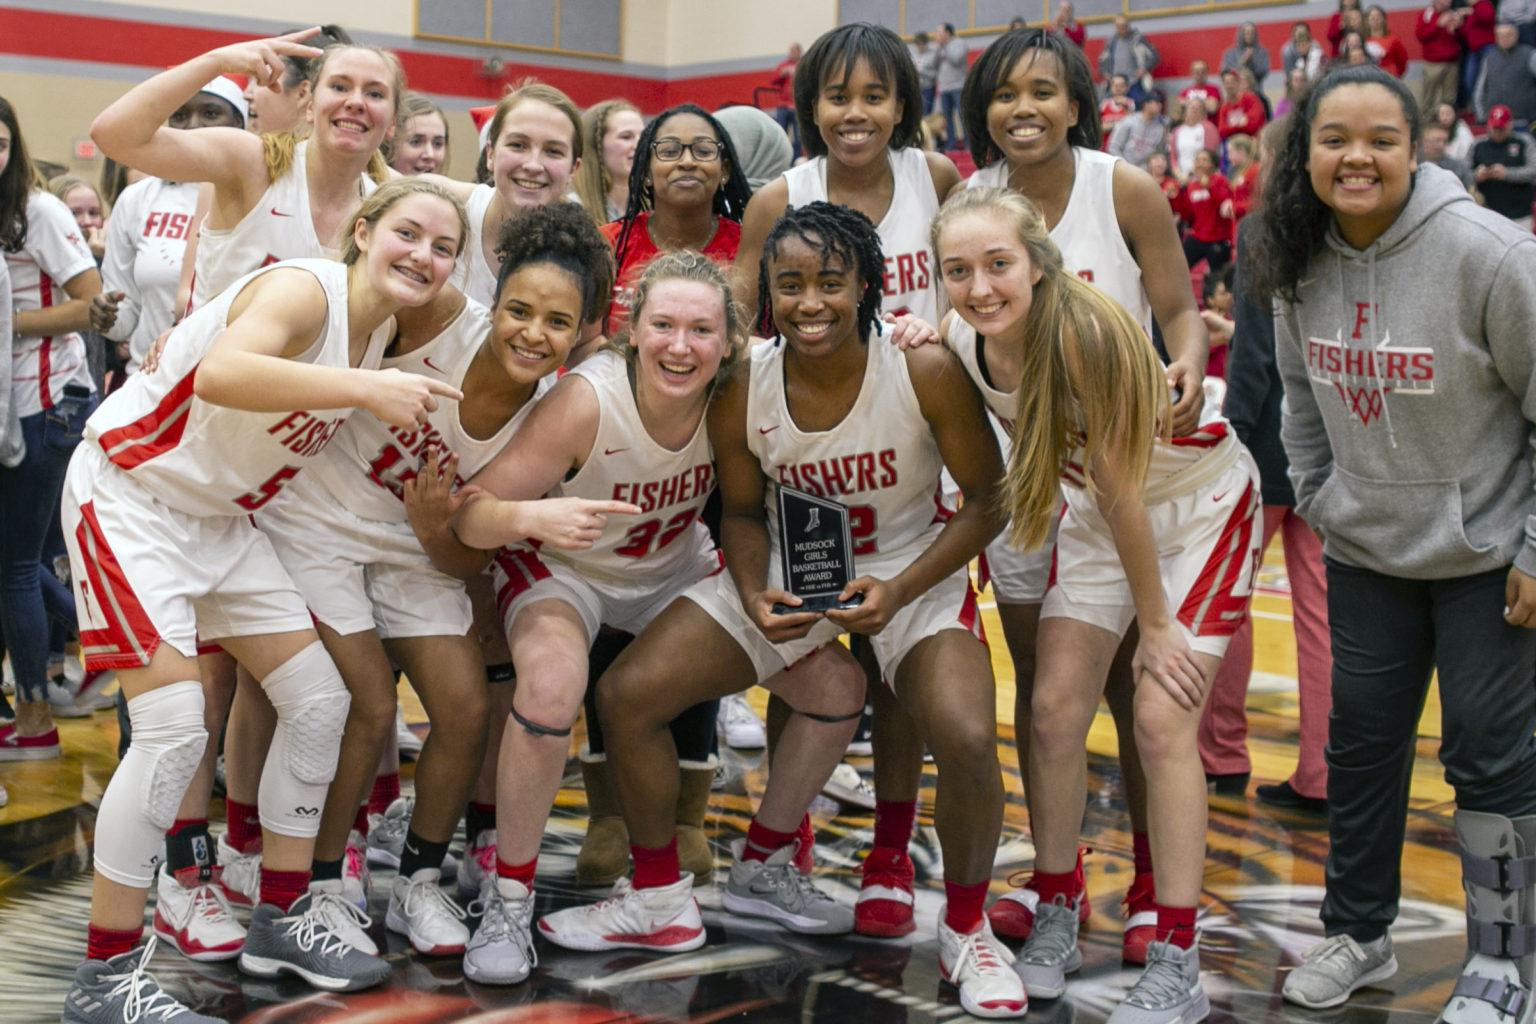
[309,298,549,524]
[945,317,1017,435]
[747,329,946,560]
[969,148,1153,336]
[783,148,939,324]
[192,142,377,310]
[540,350,715,583]
[449,184,500,307]
[85,259,390,518]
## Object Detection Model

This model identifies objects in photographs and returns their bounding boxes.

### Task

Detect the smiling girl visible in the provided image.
[935,185,1258,1023]
[57,178,468,1023]
[573,99,644,226]
[1250,65,1536,1020]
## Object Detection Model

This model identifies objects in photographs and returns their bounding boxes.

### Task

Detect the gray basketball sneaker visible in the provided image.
[1014,895,1085,999]
[62,938,222,1024]
[722,839,853,934]
[239,892,391,992]
[1106,940,1210,1024]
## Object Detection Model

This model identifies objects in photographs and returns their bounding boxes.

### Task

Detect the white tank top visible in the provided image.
[747,328,946,560]
[969,148,1153,336]
[307,298,548,524]
[86,259,390,518]
[783,148,939,324]
[192,142,377,310]
[945,317,1017,435]
[449,184,500,307]
[539,350,715,583]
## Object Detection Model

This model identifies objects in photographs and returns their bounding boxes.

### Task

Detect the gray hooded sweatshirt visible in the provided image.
[1276,163,1536,580]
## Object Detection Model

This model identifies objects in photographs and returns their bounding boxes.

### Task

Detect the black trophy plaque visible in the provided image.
[772,484,862,614]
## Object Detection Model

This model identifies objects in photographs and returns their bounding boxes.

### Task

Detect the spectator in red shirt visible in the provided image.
[1328,0,1364,53]
[1100,74,1137,137]
[1180,58,1221,115]
[1175,148,1234,272]
[1050,2,1085,47]
[1416,0,1467,112]
[1459,0,1498,106]
[1364,6,1409,76]
[1217,68,1266,139]
[1227,133,1260,222]
[1146,150,1181,207]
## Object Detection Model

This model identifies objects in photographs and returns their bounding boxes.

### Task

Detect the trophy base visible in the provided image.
[772,593,864,616]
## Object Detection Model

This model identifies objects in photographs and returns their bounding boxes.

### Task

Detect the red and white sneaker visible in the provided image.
[855,847,915,937]
[986,848,1091,940]
[0,723,60,761]
[538,875,705,952]
[938,917,1027,1019]
[215,832,260,909]
[458,828,498,903]
[152,866,246,961]
[342,830,372,911]
[793,816,814,875]
[1121,872,1157,965]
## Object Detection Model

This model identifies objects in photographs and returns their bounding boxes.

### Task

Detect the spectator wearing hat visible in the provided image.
[1473,105,1535,230]
[1108,88,1168,170]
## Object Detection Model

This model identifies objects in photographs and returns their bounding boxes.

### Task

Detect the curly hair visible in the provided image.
[793,24,924,158]
[1247,64,1419,304]
[493,200,616,327]
[610,104,752,274]
[758,201,884,345]
[961,29,1101,169]
[605,248,749,385]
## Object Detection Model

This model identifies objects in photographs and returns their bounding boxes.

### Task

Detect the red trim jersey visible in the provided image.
[601,212,741,333]
[783,148,939,323]
[83,258,390,518]
[307,298,548,524]
[449,184,499,307]
[100,176,200,372]
[7,191,97,416]
[191,142,377,310]
[539,349,716,583]
[747,329,946,562]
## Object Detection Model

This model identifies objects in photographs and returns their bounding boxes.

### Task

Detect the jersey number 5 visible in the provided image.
[234,466,301,511]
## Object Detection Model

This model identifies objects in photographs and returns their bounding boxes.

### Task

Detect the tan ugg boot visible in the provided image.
[676,758,716,886]
[576,751,629,887]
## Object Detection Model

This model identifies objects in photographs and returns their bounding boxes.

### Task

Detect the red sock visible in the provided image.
[86,924,142,961]
[168,817,206,836]
[368,772,401,816]
[873,799,917,851]
[1132,831,1153,877]
[225,798,262,854]
[1033,868,1084,906]
[743,818,797,863]
[631,838,680,889]
[352,804,370,839]
[943,879,989,933]
[1157,903,1198,949]
[496,855,537,888]
[259,867,311,912]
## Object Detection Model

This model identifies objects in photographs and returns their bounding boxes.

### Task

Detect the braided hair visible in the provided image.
[610,104,752,275]
[493,201,616,328]
[758,201,884,344]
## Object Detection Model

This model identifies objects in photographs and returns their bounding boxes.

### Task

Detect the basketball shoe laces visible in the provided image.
[99,937,187,1024]
[472,884,537,968]
[1125,942,1194,1008]
[951,925,1010,975]
[172,873,238,931]
[283,897,362,958]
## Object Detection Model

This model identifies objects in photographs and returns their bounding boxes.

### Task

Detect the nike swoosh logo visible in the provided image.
[270,208,295,218]
[422,356,444,373]
[1212,489,1231,503]
[758,426,780,435]
[604,447,629,456]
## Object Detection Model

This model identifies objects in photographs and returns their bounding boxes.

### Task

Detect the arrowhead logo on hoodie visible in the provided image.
[1306,304,1435,426]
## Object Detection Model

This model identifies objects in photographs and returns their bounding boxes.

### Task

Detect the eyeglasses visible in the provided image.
[651,138,721,162]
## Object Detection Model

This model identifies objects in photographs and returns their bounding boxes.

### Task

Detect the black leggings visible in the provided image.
[582,627,719,762]
[1182,236,1231,275]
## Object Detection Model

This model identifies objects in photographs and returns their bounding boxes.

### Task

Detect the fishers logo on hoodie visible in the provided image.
[1306,303,1435,426]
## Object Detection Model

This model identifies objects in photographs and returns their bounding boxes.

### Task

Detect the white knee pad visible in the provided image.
[94,681,207,887]
[258,641,350,838]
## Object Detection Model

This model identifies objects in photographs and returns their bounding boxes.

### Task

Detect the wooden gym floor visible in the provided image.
[0,540,1464,1022]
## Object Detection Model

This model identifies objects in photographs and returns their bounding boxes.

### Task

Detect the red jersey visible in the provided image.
[601,212,742,333]
[1175,174,1234,244]
[1217,93,1265,139]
